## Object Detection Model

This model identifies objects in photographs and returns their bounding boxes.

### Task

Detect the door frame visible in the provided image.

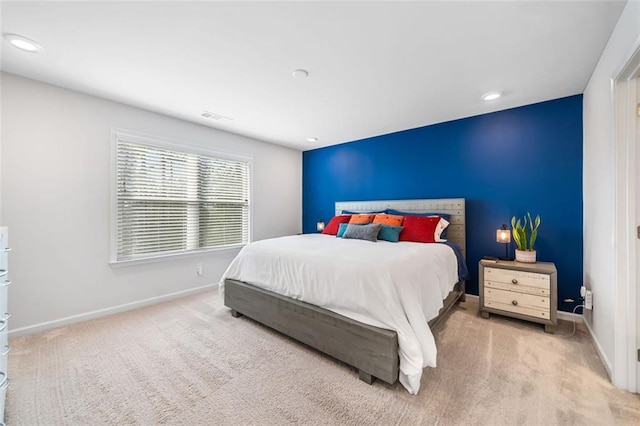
[613,40,640,393]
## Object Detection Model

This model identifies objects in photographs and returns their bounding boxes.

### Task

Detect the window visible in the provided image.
[112,131,251,263]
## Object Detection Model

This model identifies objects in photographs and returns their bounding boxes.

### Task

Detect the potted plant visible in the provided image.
[511,213,541,263]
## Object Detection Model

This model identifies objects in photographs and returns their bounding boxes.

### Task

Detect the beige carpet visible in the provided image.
[5,291,640,425]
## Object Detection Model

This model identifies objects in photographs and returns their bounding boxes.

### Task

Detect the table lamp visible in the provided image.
[496,224,511,260]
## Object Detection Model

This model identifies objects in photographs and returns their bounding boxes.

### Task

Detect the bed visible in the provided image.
[220,198,467,395]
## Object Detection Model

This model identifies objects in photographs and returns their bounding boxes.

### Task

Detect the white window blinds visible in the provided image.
[115,136,250,261]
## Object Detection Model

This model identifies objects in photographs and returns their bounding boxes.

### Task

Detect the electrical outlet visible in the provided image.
[196,263,203,276]
[585,290,593,310]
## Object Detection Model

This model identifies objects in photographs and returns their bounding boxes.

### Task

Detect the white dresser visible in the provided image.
[0,227,10,425]
[479,259,557,333]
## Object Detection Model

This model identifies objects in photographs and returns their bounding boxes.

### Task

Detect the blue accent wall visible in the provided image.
[302,95,583,312]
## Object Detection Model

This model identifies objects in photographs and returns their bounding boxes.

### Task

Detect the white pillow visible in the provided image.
[434,217,450,242]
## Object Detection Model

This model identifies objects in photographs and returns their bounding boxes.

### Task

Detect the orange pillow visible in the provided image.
[349,214,376,224]
[373,214,404,227]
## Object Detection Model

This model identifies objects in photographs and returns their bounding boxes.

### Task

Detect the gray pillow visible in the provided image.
[342,223,382,242]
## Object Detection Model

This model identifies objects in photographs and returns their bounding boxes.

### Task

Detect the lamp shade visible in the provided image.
[316,221,325,232]
[496,225,511,243]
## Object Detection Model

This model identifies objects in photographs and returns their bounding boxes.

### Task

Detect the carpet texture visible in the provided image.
[5,291,640,425]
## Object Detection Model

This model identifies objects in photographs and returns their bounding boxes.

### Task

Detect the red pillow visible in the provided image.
[399,215,441,243]
[322,215,352,235]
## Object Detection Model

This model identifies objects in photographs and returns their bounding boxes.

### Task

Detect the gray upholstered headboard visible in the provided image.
[334,198,466,258]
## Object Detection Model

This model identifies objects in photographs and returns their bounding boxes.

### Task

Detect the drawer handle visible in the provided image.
[0,373,9,390]
[512,300,518,306]
[0,320,7,333]
[1,247,11,253]
[0,270,6,278]
[2,313,10,321]
[511,279,518,284]
[1,345,9,356]
[1,280,9,287]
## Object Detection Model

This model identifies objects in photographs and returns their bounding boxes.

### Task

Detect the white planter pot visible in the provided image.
[515,249,536,263]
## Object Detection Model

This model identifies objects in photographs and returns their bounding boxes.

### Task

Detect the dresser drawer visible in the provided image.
[484,267,550,290]
[485,287,549,309]
[484,280,550,296]
[484,299,552,320]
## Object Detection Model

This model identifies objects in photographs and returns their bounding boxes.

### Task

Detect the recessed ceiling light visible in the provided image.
[306,137,318,143]
[200,110,233,121]
[481,91,502,101]
[3,33,42,53]
[292,69,309,79]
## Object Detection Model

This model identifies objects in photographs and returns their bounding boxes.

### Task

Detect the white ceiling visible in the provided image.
[0,1,626,151]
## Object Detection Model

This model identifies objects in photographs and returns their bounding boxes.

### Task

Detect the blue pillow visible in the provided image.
[385,209,451,238]
[378,225,403,243]
[341,209,385,215]
[384,209,451,221]
[342,223,382,242]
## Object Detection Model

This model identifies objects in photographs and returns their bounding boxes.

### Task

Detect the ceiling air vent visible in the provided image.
[201,111,234,121]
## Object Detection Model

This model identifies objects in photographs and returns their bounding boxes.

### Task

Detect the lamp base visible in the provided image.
[500,243,511,262]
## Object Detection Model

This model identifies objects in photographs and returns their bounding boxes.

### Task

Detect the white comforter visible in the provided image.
[218,234,459,394]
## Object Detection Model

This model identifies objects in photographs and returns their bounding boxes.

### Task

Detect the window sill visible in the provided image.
[109,244,245,268]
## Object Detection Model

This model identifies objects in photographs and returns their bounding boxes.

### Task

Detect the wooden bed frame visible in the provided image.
[224,198,466,386]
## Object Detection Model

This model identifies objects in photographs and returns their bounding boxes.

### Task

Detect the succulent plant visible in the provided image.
[511,213,541,251]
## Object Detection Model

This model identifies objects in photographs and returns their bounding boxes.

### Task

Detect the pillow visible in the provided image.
[385,209,452,238]
[434,217,450,242]
[378,225,403,243]
[322,215,351,235]
[385,209,452,222]
[373,214,404,227]
[341,210,384,215]
[349,214,376,224]
[337,222,369,238]
[336,222,349,238]
[399,215,442,243]
[342,223,382,242]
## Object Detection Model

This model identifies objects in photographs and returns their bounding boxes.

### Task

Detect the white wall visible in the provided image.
[583,0,640,374]
[1,72,302,333]
[0,8,3,226]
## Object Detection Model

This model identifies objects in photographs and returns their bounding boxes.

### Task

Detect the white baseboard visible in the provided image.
[9,283,218,338]
[465,293,612,377]
[557,311,584,323]
[582,315,613,379]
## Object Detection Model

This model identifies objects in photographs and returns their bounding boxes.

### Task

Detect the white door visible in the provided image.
[636,76,640,391]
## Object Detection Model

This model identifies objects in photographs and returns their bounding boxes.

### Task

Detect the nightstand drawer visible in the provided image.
[484,287,549,310]
[484,267,550,290]
[484,280,550,297]
[484,299,551,320]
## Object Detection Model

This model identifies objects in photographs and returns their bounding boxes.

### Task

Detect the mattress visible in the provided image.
[219,233,461,394]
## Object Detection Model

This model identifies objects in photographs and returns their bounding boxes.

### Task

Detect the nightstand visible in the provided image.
[479,259,557,333]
